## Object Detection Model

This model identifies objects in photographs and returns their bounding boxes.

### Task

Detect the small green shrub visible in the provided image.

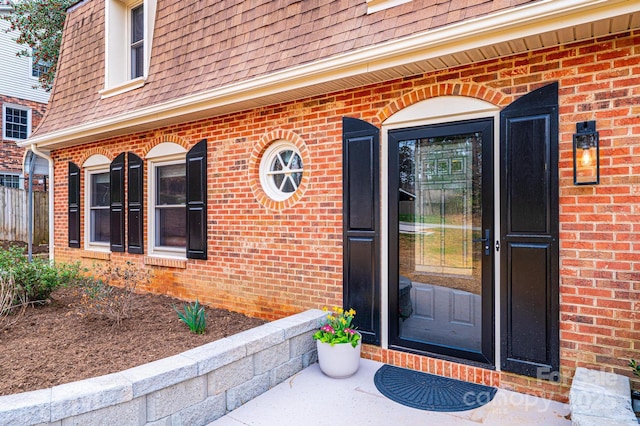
[0,245,83,304]
[174,299,206,334]
[75,261,151,327]
[630,359,640,378]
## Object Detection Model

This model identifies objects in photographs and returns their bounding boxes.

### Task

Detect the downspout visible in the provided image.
[27,152,35,262]
[30,144,54,261]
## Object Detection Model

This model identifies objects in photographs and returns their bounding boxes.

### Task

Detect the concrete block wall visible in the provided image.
[569,367,638,426]
[0,309,325,426]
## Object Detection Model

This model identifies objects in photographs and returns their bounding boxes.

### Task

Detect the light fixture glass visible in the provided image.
[573,121,599,185]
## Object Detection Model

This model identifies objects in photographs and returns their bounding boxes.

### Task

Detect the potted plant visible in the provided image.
[313,306,362,378]
[629,359,640,417]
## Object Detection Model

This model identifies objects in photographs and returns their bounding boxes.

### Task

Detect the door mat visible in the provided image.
[374,365,497,412]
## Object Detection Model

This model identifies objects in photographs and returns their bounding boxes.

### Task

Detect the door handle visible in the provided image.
[472,229,491,256]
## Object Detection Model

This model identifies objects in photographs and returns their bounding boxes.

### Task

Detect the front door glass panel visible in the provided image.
[389,118,493,364]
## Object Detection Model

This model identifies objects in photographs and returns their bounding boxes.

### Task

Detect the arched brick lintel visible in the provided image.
[141,134,192,158]
[377,83,512,124]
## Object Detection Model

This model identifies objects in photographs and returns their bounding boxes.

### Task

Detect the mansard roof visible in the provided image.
[28,0,640,148]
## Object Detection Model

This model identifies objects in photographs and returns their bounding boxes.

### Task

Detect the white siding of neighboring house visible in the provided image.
[0,6,50,104]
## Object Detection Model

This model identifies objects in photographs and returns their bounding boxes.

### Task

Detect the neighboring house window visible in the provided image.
[259,140,304,201]
[0,174,20,188]
[3,105,31,140]
[32,59,50,78]
[130,4,144,79]
[83,155,111,250]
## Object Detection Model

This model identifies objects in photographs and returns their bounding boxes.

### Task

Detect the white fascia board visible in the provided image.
[23,0,637,149]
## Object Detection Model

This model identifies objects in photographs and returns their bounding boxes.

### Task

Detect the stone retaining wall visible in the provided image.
[569,367,638,426]
[0,309,326,425]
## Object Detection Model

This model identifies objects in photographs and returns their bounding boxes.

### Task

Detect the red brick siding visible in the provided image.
[50,31,640,401]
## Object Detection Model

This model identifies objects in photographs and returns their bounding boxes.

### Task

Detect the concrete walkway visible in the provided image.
[211,359,571,426]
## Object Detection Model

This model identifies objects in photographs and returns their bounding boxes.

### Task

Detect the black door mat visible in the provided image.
[374,364,497,412]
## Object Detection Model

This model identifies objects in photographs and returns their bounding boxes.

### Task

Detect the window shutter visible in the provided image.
[127,152,144,254]
[342,117,380,345]
[500,82,559,378]
[110,152,125,252]
[68,162,80,248]
[186,139,207,259]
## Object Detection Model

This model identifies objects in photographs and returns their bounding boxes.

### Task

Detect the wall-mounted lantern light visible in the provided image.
[573,120,599,185]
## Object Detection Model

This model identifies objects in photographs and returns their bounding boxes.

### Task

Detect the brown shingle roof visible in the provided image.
[36,0,537,138]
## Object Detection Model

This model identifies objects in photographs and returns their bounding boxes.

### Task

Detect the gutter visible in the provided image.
[29,144,54,261]
[21,0,638,149]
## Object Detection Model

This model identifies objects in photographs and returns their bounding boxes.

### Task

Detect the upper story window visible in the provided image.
[32,59,50,79]
[130,4,144,79]
[366,0,411,13]
[101,0,157,98]
[3,104,31,140]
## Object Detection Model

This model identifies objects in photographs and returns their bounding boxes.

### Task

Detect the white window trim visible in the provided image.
[2,104,32,141]
[259,140,304,202]
[83,154,111,252]
[146,143,187,259]
[103,0,157,97]
[366,0,411,14]
[380,96,501,364]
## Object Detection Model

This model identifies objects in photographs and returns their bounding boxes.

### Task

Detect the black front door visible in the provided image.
[388,118,494,365]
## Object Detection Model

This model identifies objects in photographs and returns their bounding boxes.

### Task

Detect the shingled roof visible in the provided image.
[34,0,535,141]
[28,0,640,148]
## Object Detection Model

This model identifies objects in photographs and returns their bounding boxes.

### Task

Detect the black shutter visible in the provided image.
[110,152,125,252]
[68,162,80,248]
[186,139,207,259]
[342,117,380,345]
[500,82,559,378]
[127,152,144,254]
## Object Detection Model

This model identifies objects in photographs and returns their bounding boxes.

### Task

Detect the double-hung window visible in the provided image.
[154,161,186,251]
[130,4,144,79]
[147,143,188,257]
[3,105,31,140]
[83,155,111,251]
[102,0,157,96]
[89,171,111,245]
[145,140,207,259]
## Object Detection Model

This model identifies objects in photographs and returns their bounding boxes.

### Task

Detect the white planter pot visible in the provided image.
[316,336,362,379]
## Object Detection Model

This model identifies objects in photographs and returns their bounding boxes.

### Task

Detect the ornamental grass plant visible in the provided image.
[313,306,361,348]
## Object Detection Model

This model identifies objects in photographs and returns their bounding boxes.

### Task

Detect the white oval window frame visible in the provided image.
[259,140,304,202]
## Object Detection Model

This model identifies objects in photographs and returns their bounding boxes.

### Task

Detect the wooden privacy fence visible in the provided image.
[0,187,48,244]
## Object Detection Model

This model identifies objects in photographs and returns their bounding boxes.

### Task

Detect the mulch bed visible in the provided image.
[0,287,265,396]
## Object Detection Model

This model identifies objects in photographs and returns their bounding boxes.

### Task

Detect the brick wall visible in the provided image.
[50,30,640,401]
[0,94,47,190]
